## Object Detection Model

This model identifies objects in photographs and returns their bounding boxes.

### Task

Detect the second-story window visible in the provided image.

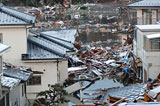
[142,9,152,24]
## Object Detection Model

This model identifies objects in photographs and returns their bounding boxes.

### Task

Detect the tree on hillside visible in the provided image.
[34,84,69,106]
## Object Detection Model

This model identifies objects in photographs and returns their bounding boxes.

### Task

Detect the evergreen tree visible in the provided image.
[35,84,69,106]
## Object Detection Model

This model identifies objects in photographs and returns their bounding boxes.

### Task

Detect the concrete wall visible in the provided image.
[134,29,160,81]
[25,59,68,99]
[0,26,27,65]
[9,83,26,106]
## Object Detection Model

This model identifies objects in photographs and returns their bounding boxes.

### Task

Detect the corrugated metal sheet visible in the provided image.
[128,0,160,7]
[3,68,32,81]
[1,76,20,88]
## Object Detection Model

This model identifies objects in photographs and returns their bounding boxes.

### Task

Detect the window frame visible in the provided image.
[27,75,41,86]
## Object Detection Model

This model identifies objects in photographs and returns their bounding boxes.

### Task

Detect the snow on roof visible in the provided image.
[41,29,78,43]
[136,25,160,31]
[128,0,160,7]
[0,43,10,55]
[145,33,160,39]
[1,76,20,88]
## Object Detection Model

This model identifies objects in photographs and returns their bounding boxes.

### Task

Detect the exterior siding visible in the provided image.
[0,26,27,65]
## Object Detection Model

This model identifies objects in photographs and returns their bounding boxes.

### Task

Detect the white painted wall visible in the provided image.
[25,59,68,99]
[9,83,26,106]
[0,26,69,100]
[0,26,27,65]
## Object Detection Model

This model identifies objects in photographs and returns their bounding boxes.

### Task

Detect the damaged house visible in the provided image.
[0,43,32,106]
[133,24,160,82]
[0,3,78,100]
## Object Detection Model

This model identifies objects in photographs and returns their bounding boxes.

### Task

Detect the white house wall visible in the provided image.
[9,84,26,106]
[25,60,68,99]
[0,26,27,65]
[59,60,68,84]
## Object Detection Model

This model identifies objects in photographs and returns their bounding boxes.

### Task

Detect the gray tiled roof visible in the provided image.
[0,3,36,25]
[128,0,160,7]
[27,40,62,59]
[104,84,146,102]
[41,29,78,43]
[1,76,20,88]
[25,29,77,60]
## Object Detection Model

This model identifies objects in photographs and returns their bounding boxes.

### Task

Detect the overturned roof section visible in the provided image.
[127,0,160,7]
[1,76,20,88]
[23,29,77,60]
[0,3,36,25]
[104,84,146,102]
[0,43,10,55]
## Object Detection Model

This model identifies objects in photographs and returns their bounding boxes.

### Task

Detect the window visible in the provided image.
[150,38,160,51]
[27,76,41,85]
[0,33,2,43]
[142,9,152,24]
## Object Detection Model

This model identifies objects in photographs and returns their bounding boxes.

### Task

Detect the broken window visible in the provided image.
[27,76,41,85]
